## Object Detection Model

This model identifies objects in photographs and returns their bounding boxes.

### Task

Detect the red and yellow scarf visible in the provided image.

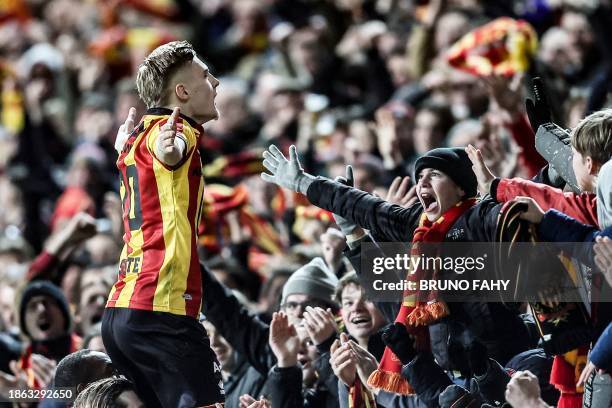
[348,377,376,408]
[447,17,537,77]
[368,199,477,394]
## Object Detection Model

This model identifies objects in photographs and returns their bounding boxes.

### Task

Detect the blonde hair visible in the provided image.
[572,109,612,164]
[73,377,134,407]
[135,40,195,108]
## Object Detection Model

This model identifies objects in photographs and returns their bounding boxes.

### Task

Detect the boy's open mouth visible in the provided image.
[420,192,438,212]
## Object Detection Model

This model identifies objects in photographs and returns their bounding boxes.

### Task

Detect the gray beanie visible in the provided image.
[281,258,339,306]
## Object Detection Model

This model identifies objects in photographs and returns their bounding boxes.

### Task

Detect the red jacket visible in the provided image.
[26,251,59,282]
[494,178,599,227]
[507,113,547,177]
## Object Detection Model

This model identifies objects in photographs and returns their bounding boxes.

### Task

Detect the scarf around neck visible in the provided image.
[367,198,477,395]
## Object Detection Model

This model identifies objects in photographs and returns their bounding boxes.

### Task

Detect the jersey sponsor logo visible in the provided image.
[119,257,142,274]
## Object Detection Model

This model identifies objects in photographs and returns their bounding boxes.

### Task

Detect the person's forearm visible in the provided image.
[406,24,434,79]
[400,353,452,408]
[528,398,552,408]
[267,365,304,408]
[44,229,74,256]
[590,323,612,371]
[306,178,417,242]
[506,113,546,177]
[537,209,597,243]
[492,177,599,226]
[26,251,60,282]
[200,264,275,374]
[276,355,298,368]
[313,351,339,397]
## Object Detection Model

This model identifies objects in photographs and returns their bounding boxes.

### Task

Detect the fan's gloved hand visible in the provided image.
[468,340,489,377]
[381,322,417,365]
[439,379,485,408]
[535,124,579,192]
[525,77,553,132]
[333,165,358,236]
[261,145,316,194]
[525,77,579,191]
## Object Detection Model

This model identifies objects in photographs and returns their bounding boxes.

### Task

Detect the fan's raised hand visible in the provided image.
[261,145,316,194]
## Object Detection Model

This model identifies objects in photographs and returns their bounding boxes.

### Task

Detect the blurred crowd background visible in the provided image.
[0,0,611,406]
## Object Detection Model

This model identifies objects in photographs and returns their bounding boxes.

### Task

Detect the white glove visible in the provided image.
[261,145,316,194]
[535,123,579,192]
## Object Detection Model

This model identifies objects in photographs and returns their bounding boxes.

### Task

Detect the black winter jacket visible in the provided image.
[200,265,339,408]
[223,355,266,408]
[306,178,530,366]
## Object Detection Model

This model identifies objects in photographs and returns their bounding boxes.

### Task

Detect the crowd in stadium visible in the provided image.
[0,0,611,407]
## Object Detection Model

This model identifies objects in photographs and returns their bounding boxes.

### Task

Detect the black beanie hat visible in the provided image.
[414,147,478,198]
[19,281,71,338]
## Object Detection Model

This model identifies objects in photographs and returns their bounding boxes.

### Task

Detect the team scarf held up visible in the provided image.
[368,198,478,395]
[446,17,538,77]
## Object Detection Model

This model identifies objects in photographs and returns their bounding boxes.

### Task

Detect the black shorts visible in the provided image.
[101,307,224,408]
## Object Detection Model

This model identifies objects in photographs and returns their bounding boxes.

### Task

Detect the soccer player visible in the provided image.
[101,41,224,408]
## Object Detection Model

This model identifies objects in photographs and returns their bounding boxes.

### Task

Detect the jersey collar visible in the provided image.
[146,107,204,134]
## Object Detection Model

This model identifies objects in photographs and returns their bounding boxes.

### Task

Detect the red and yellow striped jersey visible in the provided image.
[106,108,205,318]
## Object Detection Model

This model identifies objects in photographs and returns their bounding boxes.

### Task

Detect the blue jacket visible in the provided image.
[537,210,612,343]
[538,209,612,242]
[590,323,612,371]
[537,209,612,267]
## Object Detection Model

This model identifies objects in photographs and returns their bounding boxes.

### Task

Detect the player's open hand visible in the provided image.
[115,107,136,153]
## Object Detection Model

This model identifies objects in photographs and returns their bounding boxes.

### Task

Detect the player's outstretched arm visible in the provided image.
[156,106,187,167]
